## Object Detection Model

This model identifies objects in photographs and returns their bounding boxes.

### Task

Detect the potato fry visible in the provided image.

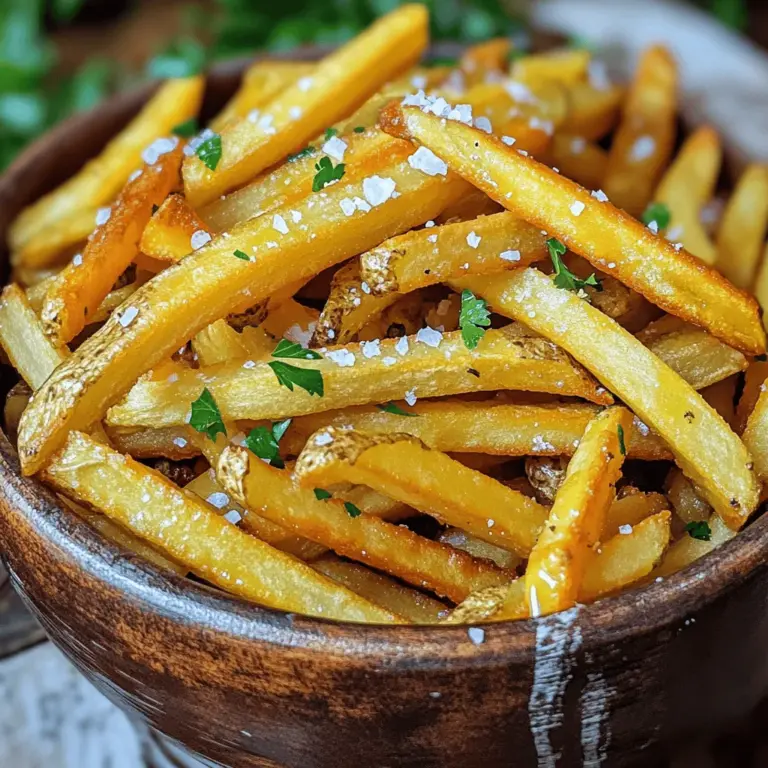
[192,320,257,367]
[735,361,768,434]
[105,326,611,431]
[512,49,591,86]
[183,5,428,206]
[603,490,670,536]
[700,375,737,427]
[544,134,607,190]
[139,194,209,264]
[438,528,522,571]
[454,269,759,528]
[44,431,399,622]
[41,144,184,345]
[4,382,31,445]
[655,126,722,264]
[742,384,768,482]
[294,427,548,557]
[460,39,511,84]
[10,77,204,255]
[0,284,68,390]
[311,554,447,624]
[560,81,625,141]
[525,407,632,617]
[15,206,98,270]
[282,400,670,460]
[106,425,201,460]
[261,299,320,346]
[380,101,764,354]
[216,443,509,602]
[602,46,677,217]
[665,467,712,524]
[18,153,469,475]
[715,164,768,289]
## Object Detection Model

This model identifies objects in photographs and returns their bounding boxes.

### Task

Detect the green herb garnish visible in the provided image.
[312,155,345,192]
[377,402,417,417]
[685,520,712,541]
[324,127,338,140]
[548,238,602,295]
[314,488,332,501]
[196,133,222,171]
[288,145,314,162]
[189,387,226,441]
[617,425,626,456]
[459,289,491,350]
[245,418,292,469]
[353,126,365,133]
[233,249,250,261]
[272,339,322,360]
[172,117,199,138]
[641,202,671,230]
[344,501,362,518]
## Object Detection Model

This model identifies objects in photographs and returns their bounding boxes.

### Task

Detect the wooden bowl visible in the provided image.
[1,54,768,768]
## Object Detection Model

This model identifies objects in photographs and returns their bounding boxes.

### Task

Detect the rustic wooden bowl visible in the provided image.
[1,53,768,768]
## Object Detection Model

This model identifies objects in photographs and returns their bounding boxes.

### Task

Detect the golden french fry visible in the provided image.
[665,467,712,524]
[44,431,399,622]
[10,77,204,255]
[715,164,768,289]
[311,554,447,624]
[454,269,759,528]
[192,319,258,367]
[700,374,737,427]
[742,385,768,482]
[512,49,591,86]
[261,298,320,343]
[544,134,608,190]
[603,490,670,536]
[282,400,670,460]
[183,5,428,206]
[18,151,469,475]
[603,46,677,216]
[105,326,611,431]
[294,427,548,557]
[438,527,522,571]
[41,144,184,345]
[525,407,633,617]
[460,38,512,84]
[655,126,722,264]
[379,100,765,354]
[139,194,209,264]
[735,361,768,434]
[0,284,68,390]
[216,443,508,603]
[652,513,735,578]
[560,81,625,141]
[14,206,98,270]
[106,425,201,460]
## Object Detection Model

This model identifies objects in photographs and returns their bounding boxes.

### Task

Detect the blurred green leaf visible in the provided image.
[147,36,207,79]
[51,0,87,24]
[709,0,748,31]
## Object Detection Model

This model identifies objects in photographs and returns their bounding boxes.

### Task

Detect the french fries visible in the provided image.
[603,490,670,535]
[139,194,209,264]
[735,361,768,434]
[14,207,98,270]
[742,385,768,483]
[381,100,765,355]
[512,49,591,87]
[544,134,608,190]
[460,39,512,83]
[10,77,204,257]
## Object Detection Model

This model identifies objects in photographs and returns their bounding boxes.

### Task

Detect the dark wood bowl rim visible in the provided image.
[1,53,767,663]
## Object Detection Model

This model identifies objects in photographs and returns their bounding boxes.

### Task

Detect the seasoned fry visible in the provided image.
[381,100,765,354]
[460,39,511,83]
[139,194,209,264]
[742,385,768,482]
[261,298,320,344]
[735,361,768,434]
[602,46,677,216]
[0,284,68,390]
[294,427,548,557]
[665,467,712,524]
[216,443,509,602]
[512,49,591,86]
[438,528,522,571]
[454,269,759,528]
[544,134,608,190]
[603,490,670,536]
[183,5,429,206]
[106,425,201,460]
[15,207,98,270]
[44,431,399,622]
[655,126,722,264]
[10,77,204,256]
[282,400,670,460]
[192,320,257,367]
[41,144,184,345]
[715,164,768,289]
[652,513,735,578]
[700,375,737,427]
[560,81,625,141]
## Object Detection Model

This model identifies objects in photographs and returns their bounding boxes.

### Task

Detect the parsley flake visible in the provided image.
[312,156,345,192]
[685,520,712,541]
[288,145,314,162]
[314,488,332,500]
[377,402,418,417]
[617,425,626,456]
[172,118,198,138]
[196,133,222,171]
[245,418,292,468]
[353,126,365,133]
[459,289,491,350]
[268,361,324,396]
[324,127,338,140]
[189,388,226,441]
[233,249,250,261]
[641,202,671,230]
[548,238,602,295]
[344,501,362,518]
[272,339,322,360]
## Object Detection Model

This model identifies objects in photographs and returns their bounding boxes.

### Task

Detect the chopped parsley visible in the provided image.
[268,341,323,396]
[272,339,322,360]
[172,118,199,138]
[353,126,366,133]
[312,155,345,192]
[617,425,626,456]
[377,402,417,417]
[233,249,250,261]
[641,202,671,230]
[685,520,712,541]
[314,488,332,501]
[189,387,226,441]
[196,133,222,171]
[288,145,314,162]
[459,289,491,350]
[344,501,362,518]
[548,238,602,295]
[324,127,338,140]
[245,418,291,469]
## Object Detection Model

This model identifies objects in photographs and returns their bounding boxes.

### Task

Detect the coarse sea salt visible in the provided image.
[466,231,481,249]
[191,230,212,250]
[326,349,356,367]
[500,249,521,262]
[323,136,348,162]
[395,336,409,356]
[629,135,656,163]
[474,116,493,134]
[467,627,485,645]
[172,437,187,448]
[416,326,442,348]
[206,492,229,509]
[272,213,289,235]
[95,207,111,226]
[118,307,139,328]
[363,176,397,207]
[404,389,417,406]
[361,340,381,359]
[314,432,334,446]
[223,510,242,525]
[72,253,83,267]
[570,201,586,217]
[142,136,178,165]
[408,146,448,176]
[591,189,609,202]
[501,135,516,146]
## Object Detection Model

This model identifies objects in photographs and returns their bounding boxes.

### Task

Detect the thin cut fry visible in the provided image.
[603,490,670,536]
[294,427,548,557]
[438,528,522,571]
[560,82,625,141]
[652,513,735,578]
[715,164,768,289]
[15,206,98,270]
[106,425,201,460]
[191,320,256,367]
[700,375,737,427]
[735,361,768,434]
[10,77,204,255]
[216,443,509,603]
[139,194,209,264]
[753,242,768,331]
[44,431,399,623]
[512,49,591,86]
[380,101,765,354]
[665,467,712,524]
[183,5,428,206]
[544,134,607,190]
[455,269,759,528]
[602,46,677,216]
[460,39,511,83]
[40,144,184,344]
[655,126,722,264]
[742,385,768,482]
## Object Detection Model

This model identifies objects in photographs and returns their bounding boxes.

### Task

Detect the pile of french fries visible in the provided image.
[3,5,768,625]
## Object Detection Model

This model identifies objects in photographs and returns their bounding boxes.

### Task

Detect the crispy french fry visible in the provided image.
[525,407,632,617]
[603,490,670,536]
[106,425,201,460]
[10,77,204,255]
[715,164,768,289]
[18,152,470,475]
[282,400,670,460]
[665,467,712,524]
[544,134,608,190]
[0,284,68,390]
[700,375,737,427]
[735,361,768,434]
[460,39,512,83]
[41,144,184,344]
[44,431,399,622]
[380,101,765,354]
[183,5,428,206]
[139,194,209,264]
[192,320,256,367]
[602,46,677,216]
[14,207,98,270]
[512,49,591,86]
[261,298,320,342]
[438,527,522,571]
[652,513,735,578]
[742,385,768,482]
[311,554,447,624]
[105,327,611,431]
[294,427,548,557]
[216,443,509,602]
[560,81,625,141]
[655,126,722,264]
[454,269,759,528]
